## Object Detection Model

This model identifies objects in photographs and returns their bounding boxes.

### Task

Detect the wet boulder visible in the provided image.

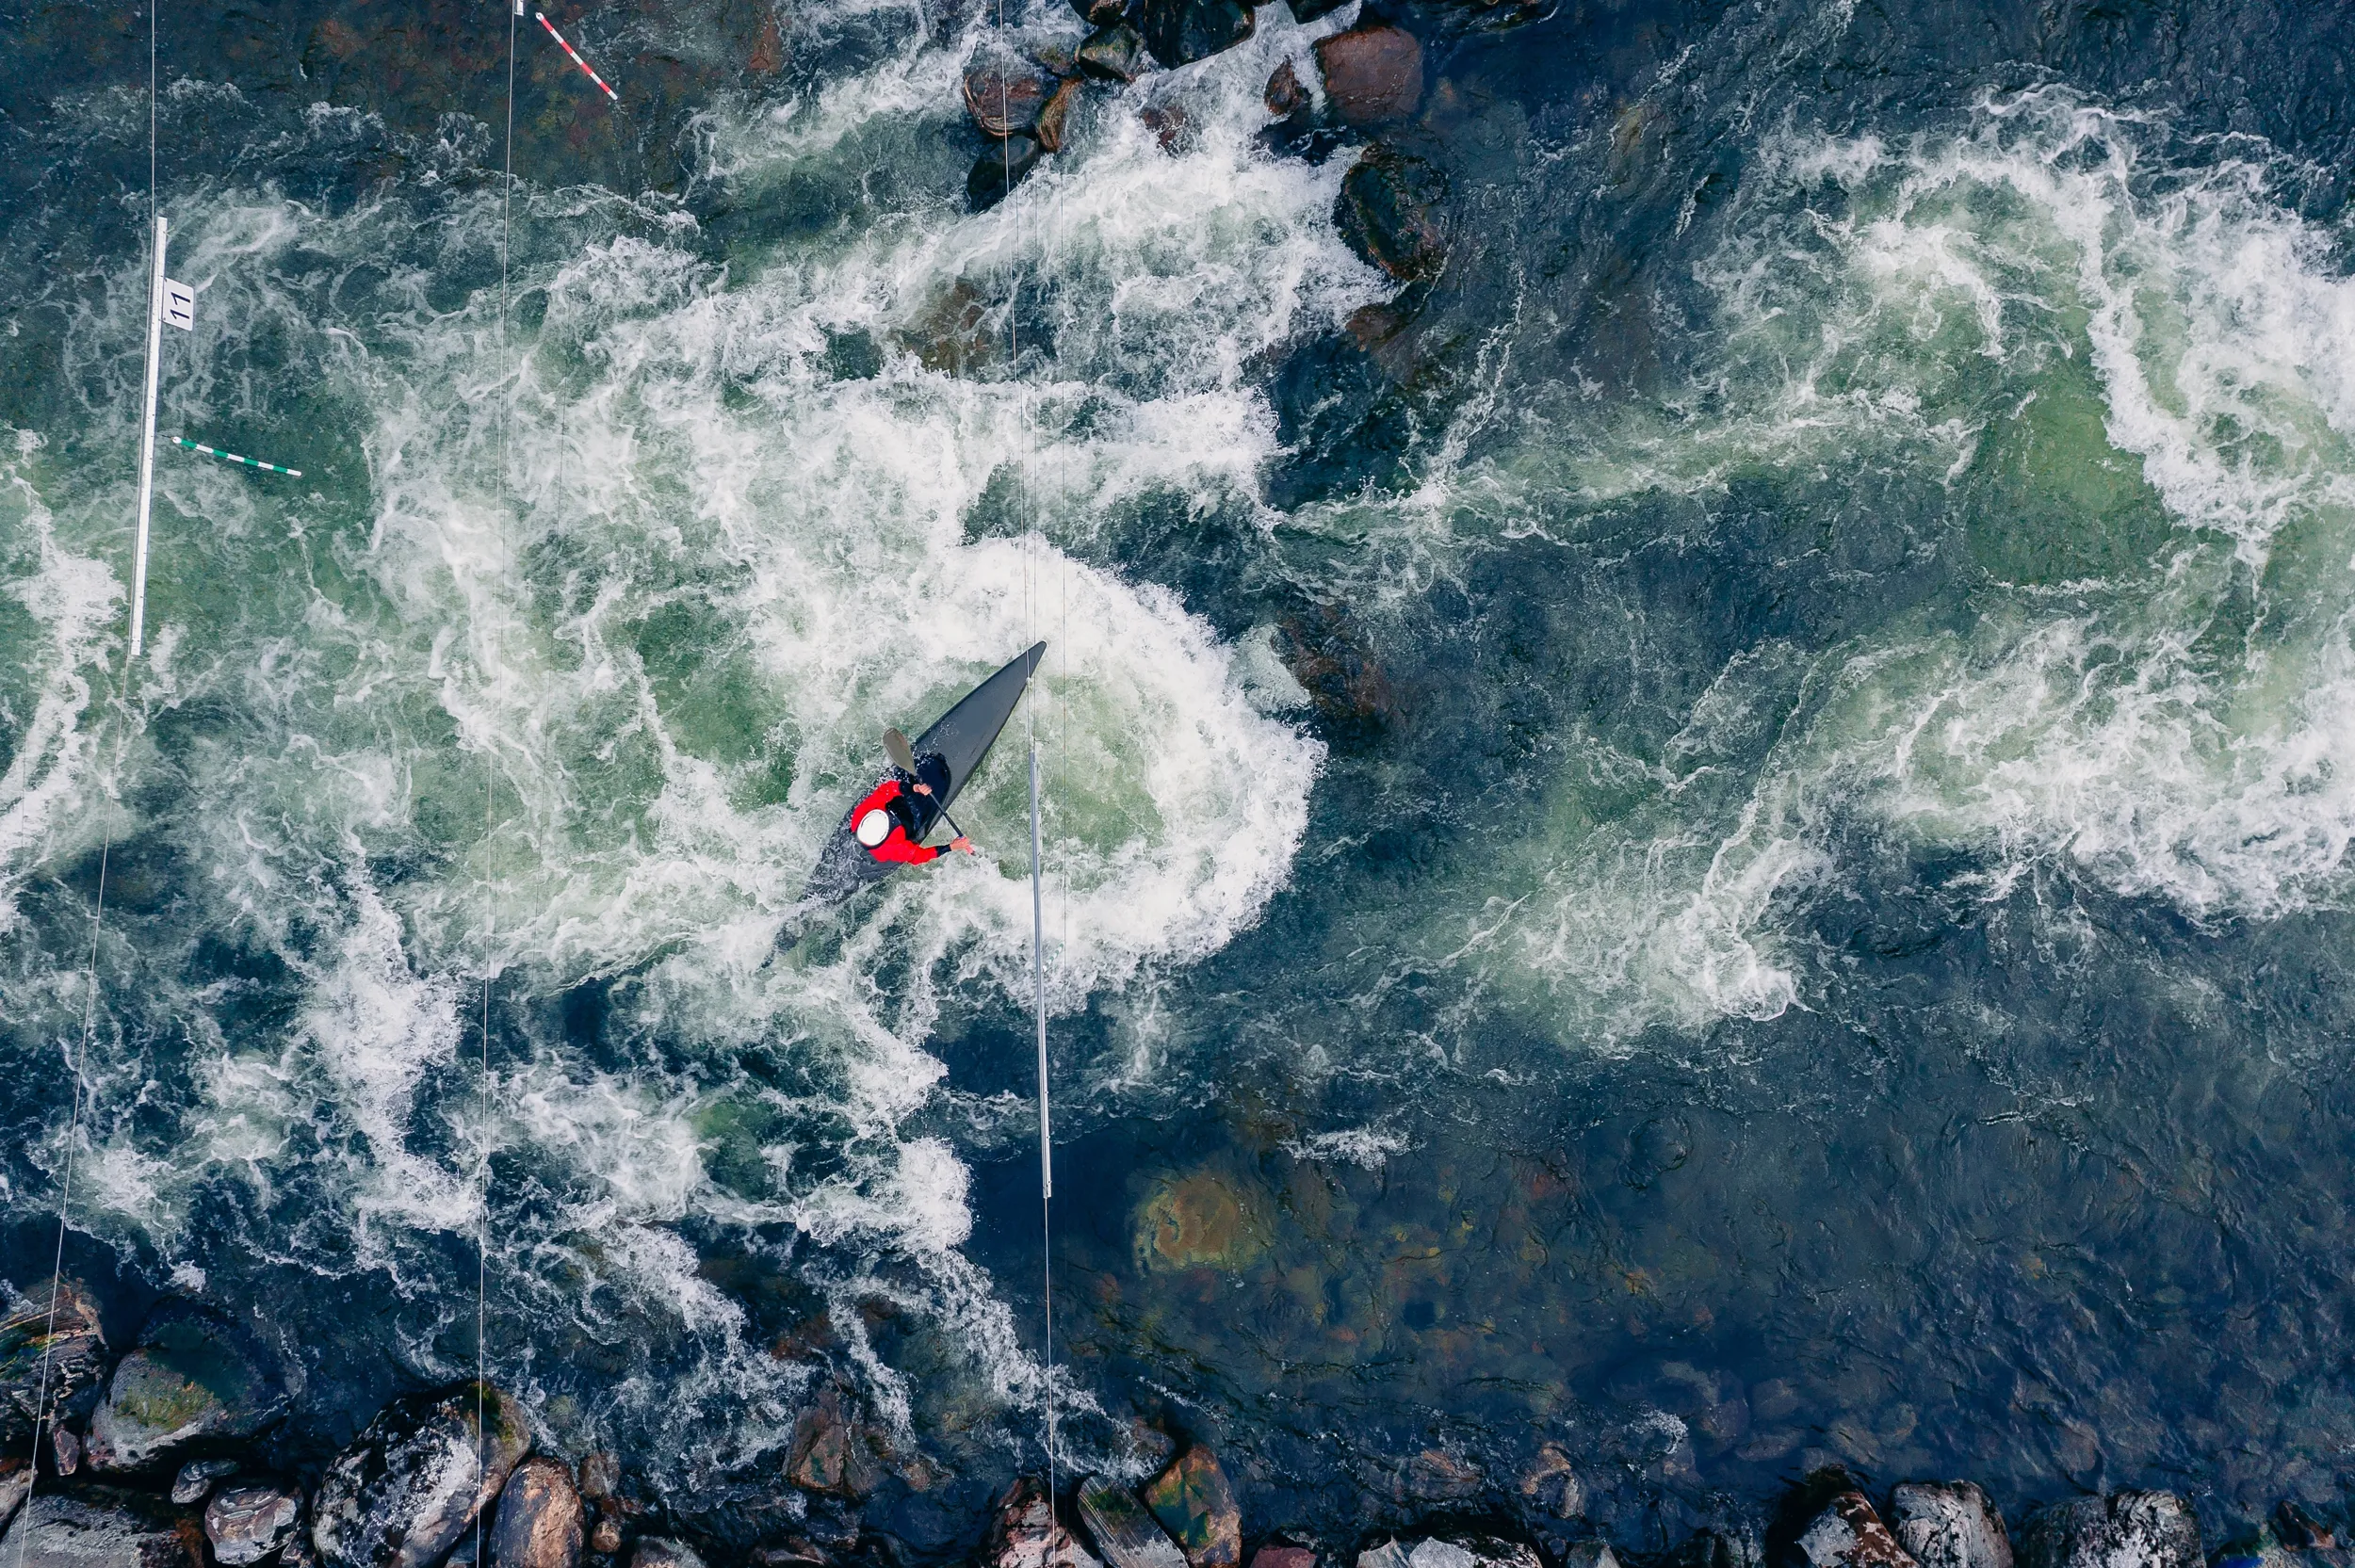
[1078,23,1148,83]
[1077,1476,1187,1568]
[0,1489,205,1568]
[983,1477,1101,1568]
[964,64,1077,148]
[968,136,1046,210]
[1067,0,1128,24]
[1139,0,1254,69]
[206,1484,303,1567]
[1141,1448,1241,1568]
[1798,1494,1918,1568]
[88,1299,287,1472]
[1312,24,1422,124]
[312,1382,530,1568]
[1890,1484,2011,1568]
[2015,1494,2199,1568]
[1,1278,107,1441]
[490,1457,583,1568]
[1357,1547,1408,1568]
[1334,146,1447,282]
[1559,1548,1619,1568]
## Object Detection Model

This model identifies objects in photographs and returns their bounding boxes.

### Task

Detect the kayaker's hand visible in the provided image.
[951,836,973,854]
[913,782,933,796]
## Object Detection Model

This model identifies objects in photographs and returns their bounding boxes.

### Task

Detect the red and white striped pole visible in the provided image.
[535,12,618,102]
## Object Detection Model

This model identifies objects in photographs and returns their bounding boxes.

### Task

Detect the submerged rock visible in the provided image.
[0,1490,204,1568]
[629,1541,706,1568]
[1140,0,1255,69]
[1077,1476,1188,1568]
[1142,1449,1241,1568]
[1067,0,1128,24]
[2016,1494,2200,1568]
[1312,24,1422,124]
[312,1382,530,1568]
[88,1299,287,1472]
[490,1458,583,1568]
[173,1457,241,1504]
[2273,1505,2333,1553]
[1078,23,1147,82]
[983,1477,1101,1568]
[576,1454,618,1502]
[968,136,1045,210]
[784,1383,879,1499]
[206,1484,302,1567]
[0,1279,107,1441]
[1519,1445,1584,1519]
[1264,59,1309,118]
[1891,1484,2011,1568]
[1798,1494,1918,1568]
[1334,146,1447,282]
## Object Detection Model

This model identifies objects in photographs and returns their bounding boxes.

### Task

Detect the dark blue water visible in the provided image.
[8,0,2355,1555]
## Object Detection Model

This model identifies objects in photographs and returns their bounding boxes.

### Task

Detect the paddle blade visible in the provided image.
[883,727,917,773]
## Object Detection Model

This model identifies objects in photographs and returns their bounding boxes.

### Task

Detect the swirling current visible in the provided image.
[7,0,2355,1555]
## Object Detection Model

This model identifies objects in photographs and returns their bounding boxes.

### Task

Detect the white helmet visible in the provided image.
[855,809,892,848]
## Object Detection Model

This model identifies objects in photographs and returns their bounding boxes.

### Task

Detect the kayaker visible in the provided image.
[852,775,973,865]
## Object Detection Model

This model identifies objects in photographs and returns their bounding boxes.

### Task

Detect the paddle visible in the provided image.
[884,727,970,849]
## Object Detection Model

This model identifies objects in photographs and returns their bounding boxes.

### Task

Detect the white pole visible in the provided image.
[129,215,166,659]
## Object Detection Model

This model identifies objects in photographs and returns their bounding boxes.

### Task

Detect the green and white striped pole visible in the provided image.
[172,437,301,477]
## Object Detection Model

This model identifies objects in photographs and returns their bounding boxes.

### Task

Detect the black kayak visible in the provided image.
[799,641,1048,905]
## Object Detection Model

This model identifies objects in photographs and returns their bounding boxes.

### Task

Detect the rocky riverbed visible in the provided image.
[3,1282,2344,1568]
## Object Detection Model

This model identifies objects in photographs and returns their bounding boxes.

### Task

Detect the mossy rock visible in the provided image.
[88,1300,285,1472]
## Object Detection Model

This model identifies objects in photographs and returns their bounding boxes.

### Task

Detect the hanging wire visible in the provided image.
[474,0,521,1544]
[10,0,155,1550]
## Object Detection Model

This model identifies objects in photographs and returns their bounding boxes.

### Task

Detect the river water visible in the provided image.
[6,0,2355,1554]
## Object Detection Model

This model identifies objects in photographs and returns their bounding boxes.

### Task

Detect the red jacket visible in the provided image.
[852,778,939,865]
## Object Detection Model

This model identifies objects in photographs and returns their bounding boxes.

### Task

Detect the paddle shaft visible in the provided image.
[885,728,967,846]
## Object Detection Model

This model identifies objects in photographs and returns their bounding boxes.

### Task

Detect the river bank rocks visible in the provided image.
[312,1382,528,1568]
[2017,1493,2201,1568]
[1,1279,107,1443]
[1891,1483,2012,1568]
[1142,1448,1242,1568]
[0,1488,205,1568]
[87,1300,287,1473]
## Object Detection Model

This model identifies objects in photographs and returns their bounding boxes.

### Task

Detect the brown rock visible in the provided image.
[576,1456,618,1503]
[1312,24,1421,124]
[1250,1551,1315,1568]
[1406,1448,1482,1501]
[589,1519,623,1557]
[784,1385,879,1499]
[748,17,784,73]
[1797,1494,1917,1568]
[50,1427,78,1476]
[1033,77,1080,153]
[983,1477,1101,1568]
[1264,59,1308,118]
[965,65,1056,139]
[1141,1449,1241,1568]
[491,1458,583,1568]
